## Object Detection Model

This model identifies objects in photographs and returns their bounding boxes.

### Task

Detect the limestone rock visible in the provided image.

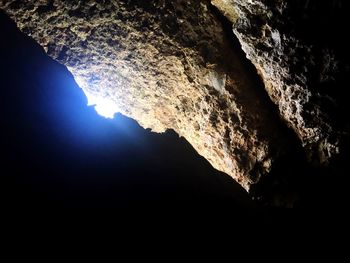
[212,0,350,164]
[0,0,293,190]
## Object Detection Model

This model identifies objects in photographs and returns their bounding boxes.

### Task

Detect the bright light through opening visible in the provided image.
[86,93,119,119]
[72,73,119,119]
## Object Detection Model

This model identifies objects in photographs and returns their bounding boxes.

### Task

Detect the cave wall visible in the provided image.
[1,0,349,194]
[212,0,350,165]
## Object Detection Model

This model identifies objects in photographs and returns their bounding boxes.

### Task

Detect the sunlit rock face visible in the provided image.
[0,0,294,190]
[212,0,350,164]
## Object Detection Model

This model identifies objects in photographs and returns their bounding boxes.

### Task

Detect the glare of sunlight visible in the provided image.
[72,74,119,119]
[85,92,119,119]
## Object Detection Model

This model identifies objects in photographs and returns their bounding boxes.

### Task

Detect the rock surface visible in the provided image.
[212,0,350,164]
[1,0,349,195]
[0,0,293,190]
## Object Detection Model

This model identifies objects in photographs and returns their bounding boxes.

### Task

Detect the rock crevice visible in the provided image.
[212,0,349,165]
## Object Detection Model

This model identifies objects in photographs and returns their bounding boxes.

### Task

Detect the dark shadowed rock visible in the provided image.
[212,0,350,165]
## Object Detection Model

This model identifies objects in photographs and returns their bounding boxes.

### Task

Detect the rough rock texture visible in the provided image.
[2,0,349,198]
[212,0,350,164]
[0,0,292,190]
